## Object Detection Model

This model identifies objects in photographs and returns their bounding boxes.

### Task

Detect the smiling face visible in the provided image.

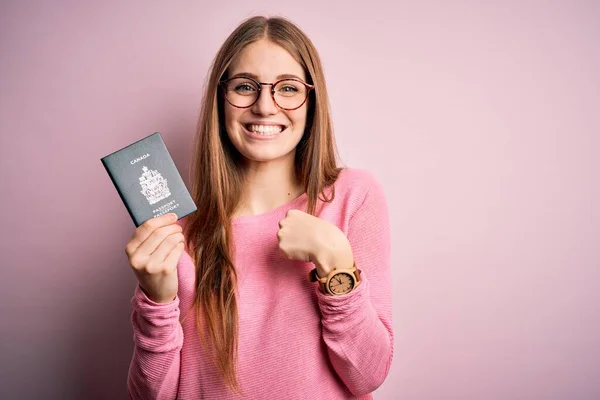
[222,39,309,165]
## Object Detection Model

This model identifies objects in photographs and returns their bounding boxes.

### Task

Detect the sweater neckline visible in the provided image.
[231,192,308,226]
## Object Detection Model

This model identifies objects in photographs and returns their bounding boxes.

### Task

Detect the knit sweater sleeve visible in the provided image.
[127,285,183,400]
[316,176,394,396]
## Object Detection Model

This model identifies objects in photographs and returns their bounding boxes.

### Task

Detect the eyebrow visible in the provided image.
[230,72,305,81]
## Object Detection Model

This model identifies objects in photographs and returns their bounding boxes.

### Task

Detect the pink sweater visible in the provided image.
[127,168,394,399]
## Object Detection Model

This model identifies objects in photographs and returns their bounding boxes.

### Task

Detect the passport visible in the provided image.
[101,132,197,227]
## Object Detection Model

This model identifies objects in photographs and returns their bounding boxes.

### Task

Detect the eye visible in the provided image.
[280,85,298,93]
[235,83,257,93]
[275,80,303,97]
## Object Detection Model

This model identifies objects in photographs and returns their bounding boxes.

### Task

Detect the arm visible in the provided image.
[316,179,394,396]
[127,285,183,400]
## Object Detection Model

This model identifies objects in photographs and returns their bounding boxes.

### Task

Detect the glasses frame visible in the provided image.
[219,76,315,111]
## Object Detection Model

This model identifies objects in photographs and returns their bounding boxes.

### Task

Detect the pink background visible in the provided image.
[1,1,598,399]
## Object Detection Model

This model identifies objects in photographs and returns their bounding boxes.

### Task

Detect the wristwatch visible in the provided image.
[308,264,361,295]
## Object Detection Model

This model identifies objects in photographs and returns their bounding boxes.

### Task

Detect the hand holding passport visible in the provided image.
[125,212,184,303]
[101,132,197,227]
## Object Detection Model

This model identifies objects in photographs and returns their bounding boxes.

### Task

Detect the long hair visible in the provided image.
[183,15,340,392]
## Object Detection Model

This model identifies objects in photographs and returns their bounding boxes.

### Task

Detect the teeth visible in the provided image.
[247,124,283,135]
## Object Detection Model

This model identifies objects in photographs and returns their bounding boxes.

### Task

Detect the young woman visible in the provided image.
[125,15,394,399]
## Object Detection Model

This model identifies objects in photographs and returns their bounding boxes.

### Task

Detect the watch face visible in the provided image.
[328,272,355,295]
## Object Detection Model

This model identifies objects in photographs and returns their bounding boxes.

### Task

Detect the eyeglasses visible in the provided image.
[219,76,314,111]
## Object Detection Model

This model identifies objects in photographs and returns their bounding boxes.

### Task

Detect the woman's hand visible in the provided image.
[277,209,354,277]
[124,213,185,303]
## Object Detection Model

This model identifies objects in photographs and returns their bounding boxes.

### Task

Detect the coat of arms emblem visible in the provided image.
[139,166,171,205]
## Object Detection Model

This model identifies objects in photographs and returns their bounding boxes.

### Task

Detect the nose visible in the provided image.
[251,86,279,116]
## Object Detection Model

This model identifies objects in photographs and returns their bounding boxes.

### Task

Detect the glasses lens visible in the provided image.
[273,80,308,109]
[224,78,259,107]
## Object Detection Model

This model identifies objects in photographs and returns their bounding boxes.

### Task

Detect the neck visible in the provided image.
[235,153,304,217]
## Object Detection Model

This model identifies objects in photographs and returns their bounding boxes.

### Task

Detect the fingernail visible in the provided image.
[170,213,178,221]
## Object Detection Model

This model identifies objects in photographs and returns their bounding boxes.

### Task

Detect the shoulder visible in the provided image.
[319,167,388,222]
[333,167,386,202]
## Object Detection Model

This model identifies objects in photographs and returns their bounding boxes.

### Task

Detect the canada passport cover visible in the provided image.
[101,132,197,227]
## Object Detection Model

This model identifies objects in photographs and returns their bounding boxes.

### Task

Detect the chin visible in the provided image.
[241,149,295,164]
